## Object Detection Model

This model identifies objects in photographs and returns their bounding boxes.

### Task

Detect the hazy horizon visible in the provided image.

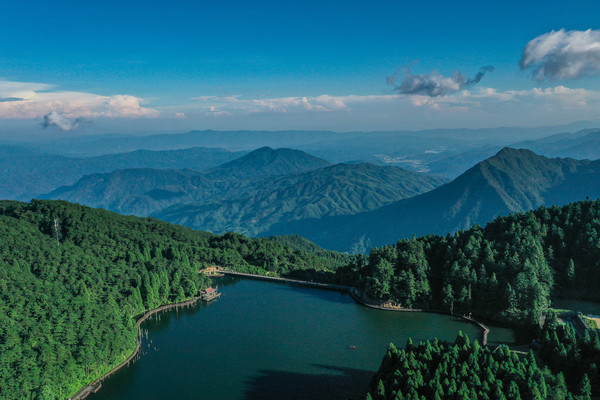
[3,1,600,138]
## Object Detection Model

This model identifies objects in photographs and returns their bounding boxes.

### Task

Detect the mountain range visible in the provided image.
[269,148,600,251]
[42,147,447,236]
[0,145,244,200]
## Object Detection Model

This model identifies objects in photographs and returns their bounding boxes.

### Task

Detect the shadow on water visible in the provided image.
[276,283,354,305]
[244,364,373,400]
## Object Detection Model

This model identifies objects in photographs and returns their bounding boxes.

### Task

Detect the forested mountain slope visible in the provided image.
[154,163,446,236]
[42,147,332,216]
[0,200,348,400]
[273,148,600,251]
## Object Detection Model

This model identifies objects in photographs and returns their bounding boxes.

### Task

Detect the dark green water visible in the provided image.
[92,278,516,400]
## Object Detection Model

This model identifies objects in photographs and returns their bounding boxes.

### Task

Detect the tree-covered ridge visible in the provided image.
[338,199,600,326]
[0,200,349,400]
[366,333,577,400]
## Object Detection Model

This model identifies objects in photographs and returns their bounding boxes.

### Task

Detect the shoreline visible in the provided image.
[68,296,202,400]
[217,271,491,345]
[216,271,491,345]
[68,276,493,399]
[349,288,490,346]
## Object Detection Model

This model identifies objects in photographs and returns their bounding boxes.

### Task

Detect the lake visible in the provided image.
[92,277,516,400]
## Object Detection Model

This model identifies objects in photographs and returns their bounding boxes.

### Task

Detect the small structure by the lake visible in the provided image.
[200,265,224,277]
[201,287,221,301]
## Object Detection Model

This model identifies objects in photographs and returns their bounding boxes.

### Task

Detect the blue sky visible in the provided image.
[2,0,600,135]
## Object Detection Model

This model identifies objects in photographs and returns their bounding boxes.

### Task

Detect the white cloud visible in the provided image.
[0,80,159,119]
[190,93,403,117]
[521,29,600,81]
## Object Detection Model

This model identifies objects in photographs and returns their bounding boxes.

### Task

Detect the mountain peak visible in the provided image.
[493,147,538,159]
[206,147,331,179]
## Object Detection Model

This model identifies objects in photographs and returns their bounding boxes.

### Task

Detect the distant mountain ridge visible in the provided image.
[426,128,600,179]
[267,148,600,251]
[0,145,243,200]
[43,147,447,235]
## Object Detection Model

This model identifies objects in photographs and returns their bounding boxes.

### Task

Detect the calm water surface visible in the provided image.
[92,278,516,400]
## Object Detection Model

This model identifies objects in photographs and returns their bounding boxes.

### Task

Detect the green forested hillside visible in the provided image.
[336,199,600,327]
[155,163,446,236]
[366,333,577,400]
[0,200,348,400]
[274,148,600,251]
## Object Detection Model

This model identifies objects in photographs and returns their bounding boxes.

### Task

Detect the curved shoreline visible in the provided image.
[68,296,202,400]
[68,276,491,399]
[349,289,490,345]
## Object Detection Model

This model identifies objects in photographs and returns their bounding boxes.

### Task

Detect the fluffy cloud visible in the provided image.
[387,66,494,97]
[521,29,600,81]
[0,80,159,119]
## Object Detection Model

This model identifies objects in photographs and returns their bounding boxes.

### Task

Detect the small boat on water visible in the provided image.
[200,287,222,301]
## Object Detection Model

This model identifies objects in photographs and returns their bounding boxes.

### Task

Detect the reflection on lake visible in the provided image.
[92,277,517,400]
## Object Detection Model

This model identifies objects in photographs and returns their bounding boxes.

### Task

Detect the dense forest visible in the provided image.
[336,199,600,327]
[365,333,580,400]
[537,311,600,396]
[0,200,348,400]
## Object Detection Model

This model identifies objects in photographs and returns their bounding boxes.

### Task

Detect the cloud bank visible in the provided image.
[0,80,159,120]
[191,94,354,115]
[521,29,600,81]
[387,66,494,97]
